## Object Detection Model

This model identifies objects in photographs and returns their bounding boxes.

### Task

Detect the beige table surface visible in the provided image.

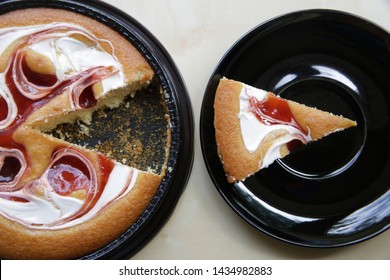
[102,0,389,260]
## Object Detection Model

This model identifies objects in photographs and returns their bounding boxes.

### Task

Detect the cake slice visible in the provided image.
[214,78,357,183]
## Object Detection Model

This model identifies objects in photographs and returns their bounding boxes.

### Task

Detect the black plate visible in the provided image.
[200,10,390,247]
[0,0,193,258]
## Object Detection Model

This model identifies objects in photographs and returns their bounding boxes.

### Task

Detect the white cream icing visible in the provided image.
[0,72,18,130]
[238,84,312,169]
[0,187,83,226]
[29,35,125,94]
[61,165,138,229]
[0,23,125,101]
[0,162,138,229]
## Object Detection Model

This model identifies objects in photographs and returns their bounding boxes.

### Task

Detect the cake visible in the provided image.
[214,78,357,183]
[0,8,169,259]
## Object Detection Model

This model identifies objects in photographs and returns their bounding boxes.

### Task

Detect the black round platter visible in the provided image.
[201,9,389,247]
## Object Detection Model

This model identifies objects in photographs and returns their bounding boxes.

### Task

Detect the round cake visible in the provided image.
[0,8,169,259]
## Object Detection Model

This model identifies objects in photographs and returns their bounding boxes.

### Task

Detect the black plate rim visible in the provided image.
[0,0,194,259]
[200,9,390,248]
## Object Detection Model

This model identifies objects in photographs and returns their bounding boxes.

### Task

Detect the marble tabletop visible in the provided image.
[102,0,389,260]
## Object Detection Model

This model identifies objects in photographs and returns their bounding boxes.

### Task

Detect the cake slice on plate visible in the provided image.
[214,78,357,183]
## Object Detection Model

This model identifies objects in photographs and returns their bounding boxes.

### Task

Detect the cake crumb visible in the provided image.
[79,123,90,136]
[55,129,65,140]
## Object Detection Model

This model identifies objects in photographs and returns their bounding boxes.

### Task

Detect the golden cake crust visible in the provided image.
[214,78,356,182]
[288,101,356,140]
[214,79,265,182]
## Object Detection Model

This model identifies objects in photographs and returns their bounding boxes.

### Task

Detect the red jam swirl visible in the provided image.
[249,94,306,151]
[0,97,8,122]
[71,154,116,221]
[46,148,115,199]
[0,156,21,183]
[78,85,97,109]
[46,149,116,225]
[0,194,29,203]
[47,156,91,196]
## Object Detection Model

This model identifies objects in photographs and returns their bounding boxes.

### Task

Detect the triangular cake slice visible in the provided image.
[214,78,357,183]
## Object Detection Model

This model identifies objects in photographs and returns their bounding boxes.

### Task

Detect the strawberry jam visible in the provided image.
[78,85,97,109]
[250,94,296,125]
[0,97,7,122]
[0,157,21,183]
[47,155,92,195]
[0,194,29,203]
[249,94,306,151]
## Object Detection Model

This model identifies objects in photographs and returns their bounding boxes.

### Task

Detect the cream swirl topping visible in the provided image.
[238,84,312,168]
[0,23,125,94]
[0,150,138,229]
